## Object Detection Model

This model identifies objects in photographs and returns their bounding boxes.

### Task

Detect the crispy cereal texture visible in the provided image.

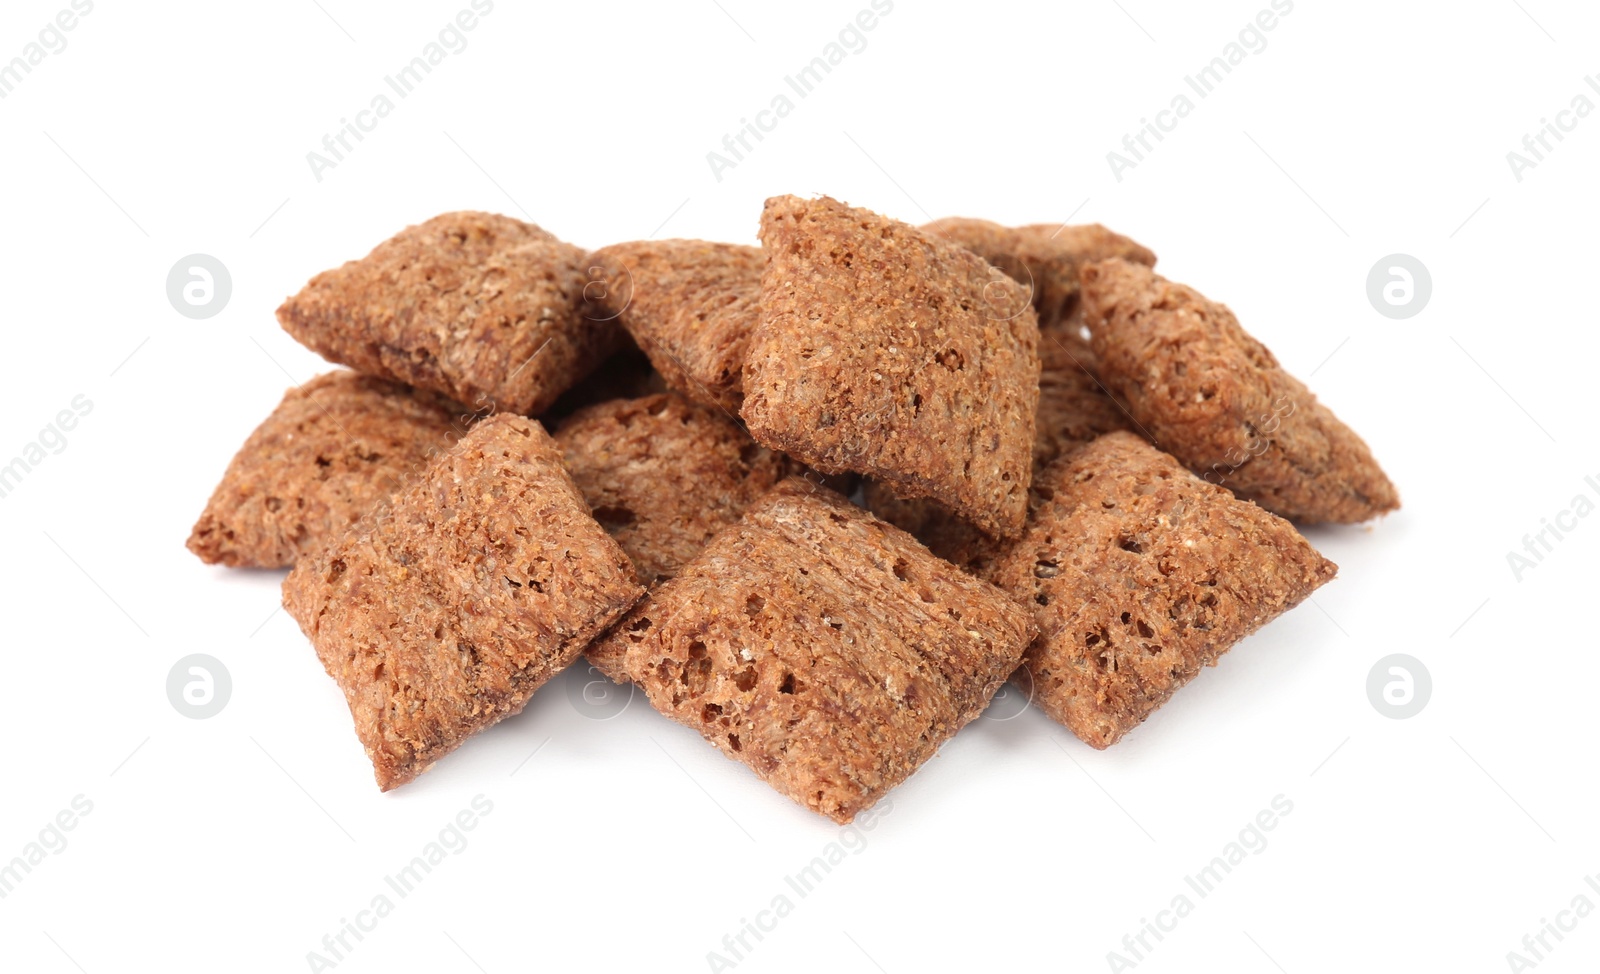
[743,195,1041,538]
[282,414,644,791]
[863,325,1133,568]
[553,393,794,584]
[583,240,762,411]
[1081,258,1400,523]
[923,218,1156,329]
[1033,325,1135,474]
[988,432,1337,748]
[277,211,618,416]
[187,371,468,568]
[586,479,1037,823]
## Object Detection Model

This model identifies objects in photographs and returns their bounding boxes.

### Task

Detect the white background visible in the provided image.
[1,1,1596,972]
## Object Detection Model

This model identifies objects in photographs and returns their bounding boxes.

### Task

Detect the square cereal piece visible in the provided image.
[583,240,762,412]
[188,371,472,568]
[283,413,644,790]
[863,325,1134,570]
[277,211,619,416]
[587,478,1037,823]
[987,432,1337,749]
[742,195,1041,539]
[1081,258,1399,523]
[923,218,1156,329]
[553,392,795,585]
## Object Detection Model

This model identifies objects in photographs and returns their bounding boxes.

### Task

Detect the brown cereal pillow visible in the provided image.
[277,211,619,416]
[587,479,1036,823]
[187,371,470,568]
[553,392,794,584]
[924,217,1156,329]
[864,322,1134,568]
[1081,258,1399,523]
[742,195,1041,539]
[582,240,762,412]
[987,432,1337,748]
[282,414,644,791]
